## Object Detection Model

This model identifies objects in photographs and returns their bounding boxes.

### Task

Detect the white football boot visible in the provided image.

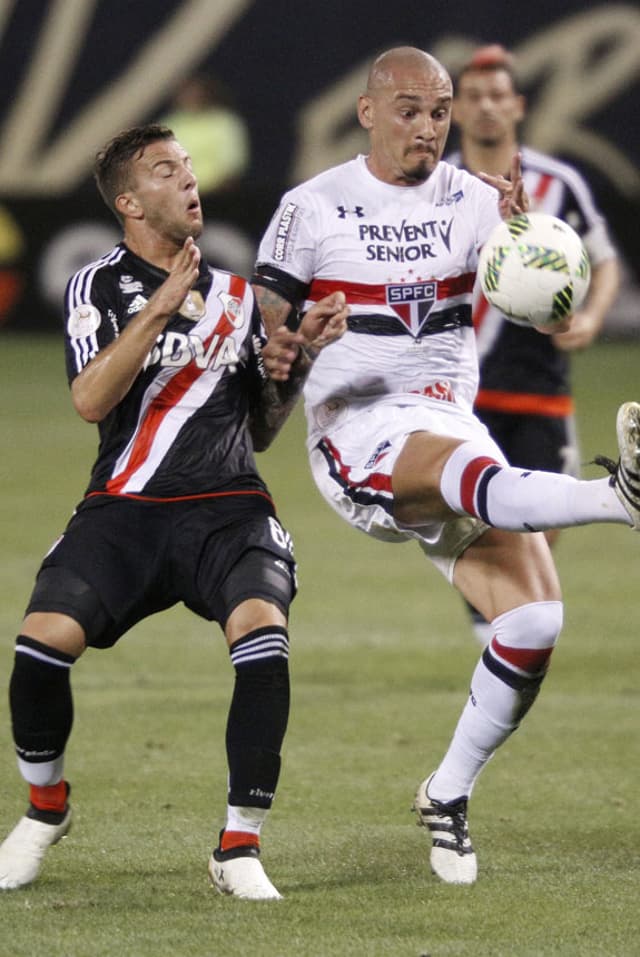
[0,808,72,890]
[208,841,282,900]
[413,774,477,885]
[593,402,640,529]
[613,402,640,529]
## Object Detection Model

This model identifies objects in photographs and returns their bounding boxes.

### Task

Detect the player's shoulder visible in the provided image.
[436,159,495,204]
[281,157,363,203]
[437,158,479,186]
[65,243,129,307]
[521,146,589,187]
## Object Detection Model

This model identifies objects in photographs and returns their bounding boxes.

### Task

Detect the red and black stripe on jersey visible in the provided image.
[63,243,272,506]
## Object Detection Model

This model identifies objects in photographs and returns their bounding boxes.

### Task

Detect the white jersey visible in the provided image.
[256,155,502,444]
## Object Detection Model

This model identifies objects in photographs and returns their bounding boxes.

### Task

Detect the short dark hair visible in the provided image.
[454,44,519,93]
[94,124,175,222]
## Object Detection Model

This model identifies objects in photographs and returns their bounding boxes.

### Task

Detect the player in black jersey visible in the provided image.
[448,45,621,643]
[0,124,347,899]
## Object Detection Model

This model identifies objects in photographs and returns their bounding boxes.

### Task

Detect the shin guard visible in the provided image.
[226,626,290,809]
[10,636,75,785]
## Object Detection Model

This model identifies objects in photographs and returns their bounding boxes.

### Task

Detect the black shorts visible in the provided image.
[476,409,579,476]
[26,496,297,648]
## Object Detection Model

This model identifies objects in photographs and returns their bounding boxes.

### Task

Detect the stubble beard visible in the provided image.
[402,154,435,185]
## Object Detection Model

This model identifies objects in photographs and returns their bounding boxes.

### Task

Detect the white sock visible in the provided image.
[17,755,64,787]
[225,804,268,836]
[440,441,630,531]
[429,602,562,801]
[428,662,512,801]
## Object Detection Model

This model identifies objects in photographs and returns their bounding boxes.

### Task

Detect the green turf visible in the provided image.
[1,334,639,956]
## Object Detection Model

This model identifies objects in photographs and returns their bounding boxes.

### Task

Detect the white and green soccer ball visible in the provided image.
[477,212,591,330]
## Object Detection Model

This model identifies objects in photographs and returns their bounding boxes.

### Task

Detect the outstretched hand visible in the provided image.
[478,153,529,220]
[150,236,202,317]
[550,308,600,349]
[262,292,349,381]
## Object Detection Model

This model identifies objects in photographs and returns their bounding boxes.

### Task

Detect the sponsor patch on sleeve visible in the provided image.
[67,304,101,338]
[273,202,299,263]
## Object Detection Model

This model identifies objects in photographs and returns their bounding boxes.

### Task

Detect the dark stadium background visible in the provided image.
[0,0,637,333]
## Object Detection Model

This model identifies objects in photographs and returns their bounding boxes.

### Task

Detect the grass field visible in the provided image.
[1,333,639,957]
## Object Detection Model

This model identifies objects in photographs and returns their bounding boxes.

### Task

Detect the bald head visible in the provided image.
[359,46,453,186]
[366,47,450,96]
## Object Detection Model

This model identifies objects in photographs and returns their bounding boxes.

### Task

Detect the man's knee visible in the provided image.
[24,565,111,650]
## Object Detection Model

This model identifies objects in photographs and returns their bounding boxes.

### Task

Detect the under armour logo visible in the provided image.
[337,205,364,218]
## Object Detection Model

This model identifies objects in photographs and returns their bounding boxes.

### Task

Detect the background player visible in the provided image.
[0,124,347,899]
[447,44,621,642]
[252,47,640,885]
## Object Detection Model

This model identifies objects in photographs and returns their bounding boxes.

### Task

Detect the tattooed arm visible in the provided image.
[249,292,348,451]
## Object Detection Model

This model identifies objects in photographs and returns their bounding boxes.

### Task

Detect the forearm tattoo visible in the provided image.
[249,347,313,452]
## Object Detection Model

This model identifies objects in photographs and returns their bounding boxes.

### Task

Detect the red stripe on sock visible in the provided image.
[220,830,260,852]
[460,456,499,516]
[491,637,553,674]
[29,780,68,813]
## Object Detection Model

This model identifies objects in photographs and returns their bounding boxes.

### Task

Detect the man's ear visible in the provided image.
[115,192,143,221]
[357,94,373,131]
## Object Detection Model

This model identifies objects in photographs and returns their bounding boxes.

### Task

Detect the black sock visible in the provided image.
[226,626,290,808]
[10,635,75,765]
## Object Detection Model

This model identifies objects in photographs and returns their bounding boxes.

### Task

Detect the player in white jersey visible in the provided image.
[253,47,640,885]
[447,44,620,643]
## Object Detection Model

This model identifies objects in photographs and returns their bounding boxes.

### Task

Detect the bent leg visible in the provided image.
[393,431,630,531]
[453,525,561,622]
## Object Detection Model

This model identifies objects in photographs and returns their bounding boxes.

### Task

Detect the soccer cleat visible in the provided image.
[412,774,477,885]
[0,806,72,890]
[208,840,282,900]
[594,402,640,530]
[614,402,640,529]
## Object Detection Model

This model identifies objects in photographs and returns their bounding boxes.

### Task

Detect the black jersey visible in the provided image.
[446,146,617,415]
[63,243,270,504]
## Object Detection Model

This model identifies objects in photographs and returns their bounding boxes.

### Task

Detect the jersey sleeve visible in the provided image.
[255,189,318,287]
[63,265,120,384]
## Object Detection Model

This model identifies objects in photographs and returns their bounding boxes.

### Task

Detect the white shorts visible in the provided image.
[308,398,507,582]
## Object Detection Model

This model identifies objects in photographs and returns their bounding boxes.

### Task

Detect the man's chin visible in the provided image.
[403,158,434,184]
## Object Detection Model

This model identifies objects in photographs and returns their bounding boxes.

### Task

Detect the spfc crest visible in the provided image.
[385,281,436,336]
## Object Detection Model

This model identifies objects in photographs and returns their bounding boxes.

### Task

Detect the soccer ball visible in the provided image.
[477,212,591,329]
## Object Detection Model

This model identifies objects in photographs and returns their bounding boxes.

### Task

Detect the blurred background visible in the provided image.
[0,9,639,950]
[0,0,637,335]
